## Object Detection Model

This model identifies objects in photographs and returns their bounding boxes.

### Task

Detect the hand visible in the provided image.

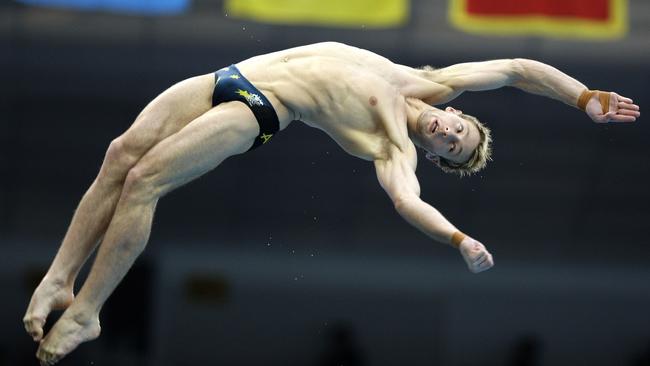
[458,236,494,274]
[586,91,640,123]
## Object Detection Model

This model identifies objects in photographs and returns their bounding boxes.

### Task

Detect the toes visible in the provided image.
[37,345,60,366]
[37,348,47,365]
[38,347,66,366]
[32,328,44,342]
[49,353,63,365]
[24,316,45,341]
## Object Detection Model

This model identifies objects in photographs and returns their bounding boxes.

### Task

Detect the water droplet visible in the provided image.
[242,26,246,30]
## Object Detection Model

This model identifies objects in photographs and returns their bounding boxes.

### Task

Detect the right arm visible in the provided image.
[374,143,494,273]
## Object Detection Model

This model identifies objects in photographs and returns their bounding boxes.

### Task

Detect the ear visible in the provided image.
[425,152,442,167]
[445,106,463,115]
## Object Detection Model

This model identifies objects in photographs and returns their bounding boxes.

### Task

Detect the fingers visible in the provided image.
[618,108,640,117]
[475,255,489,266]
[467,251,494,273]
[473,252,486,264]
[611,115,637,122]
[618,102,640,111]
[614,93,634,104]
[596,111,637,123]
[459,237,494,273]
[616,102,641,121]
[597,93,640,123]
[612,94,640,122]
[607,112,637,123]
[471,254,494,273]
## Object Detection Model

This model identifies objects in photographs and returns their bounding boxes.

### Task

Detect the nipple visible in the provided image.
[369,96,377,106]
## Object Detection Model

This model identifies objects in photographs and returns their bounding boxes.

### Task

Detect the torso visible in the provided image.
[235,42,447,161]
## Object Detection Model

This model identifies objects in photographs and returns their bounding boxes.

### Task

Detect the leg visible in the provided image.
[36,102,259,365]
[23,73,216,343]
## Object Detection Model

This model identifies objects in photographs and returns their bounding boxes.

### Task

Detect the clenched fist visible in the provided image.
[458,236,494,273]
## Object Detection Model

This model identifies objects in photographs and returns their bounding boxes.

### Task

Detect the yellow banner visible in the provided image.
[225,0,408,28]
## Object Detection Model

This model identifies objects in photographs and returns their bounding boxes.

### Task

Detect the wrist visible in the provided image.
[577,89,593,111]
[450,231,466,249]
[577,89,610,114]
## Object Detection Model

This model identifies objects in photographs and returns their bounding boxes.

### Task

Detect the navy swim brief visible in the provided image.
[212,65,280,151]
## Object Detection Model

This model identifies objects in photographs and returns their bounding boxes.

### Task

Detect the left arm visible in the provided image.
[428,59,640,123]
[374,143,494,273]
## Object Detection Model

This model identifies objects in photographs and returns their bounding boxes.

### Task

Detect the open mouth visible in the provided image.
[429,119,438,134]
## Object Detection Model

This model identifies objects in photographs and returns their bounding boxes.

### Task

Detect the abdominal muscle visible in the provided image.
[235,42,413,160]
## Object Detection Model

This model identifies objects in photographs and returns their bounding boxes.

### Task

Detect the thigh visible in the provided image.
[131,101,260,198]
[118,73,216,156]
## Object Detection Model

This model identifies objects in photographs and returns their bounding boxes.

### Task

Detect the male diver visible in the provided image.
[23,42,640,365]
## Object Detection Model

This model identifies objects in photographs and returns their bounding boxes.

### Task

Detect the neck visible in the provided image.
[405,98,434,147]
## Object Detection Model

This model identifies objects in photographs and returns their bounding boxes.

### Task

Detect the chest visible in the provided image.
[303,96,410,161]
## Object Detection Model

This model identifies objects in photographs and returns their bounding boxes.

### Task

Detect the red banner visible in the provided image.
[449,0,627,39]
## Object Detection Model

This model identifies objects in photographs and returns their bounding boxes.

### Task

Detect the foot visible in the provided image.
[36,311,101,366]
[23,277,75,342]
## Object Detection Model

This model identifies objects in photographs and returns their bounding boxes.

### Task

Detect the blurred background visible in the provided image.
[1,0,649,365]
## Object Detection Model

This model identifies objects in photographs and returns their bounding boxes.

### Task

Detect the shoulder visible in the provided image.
[392,65,454,104]
[375,139,418,170]
[373,140,421,199]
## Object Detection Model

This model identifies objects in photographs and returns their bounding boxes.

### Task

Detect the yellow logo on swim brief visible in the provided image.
[260,133,273,143]
[236,89,264,107]
[229,74,240,79]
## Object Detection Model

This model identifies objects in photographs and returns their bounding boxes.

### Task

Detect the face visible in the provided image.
[416,106,481,165]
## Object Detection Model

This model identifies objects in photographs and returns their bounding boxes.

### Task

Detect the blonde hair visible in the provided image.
[436,113,493,177]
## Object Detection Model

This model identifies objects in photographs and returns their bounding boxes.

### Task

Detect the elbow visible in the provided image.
[510,58,528,82]
[393,194,419,213]
[512,58,531,67]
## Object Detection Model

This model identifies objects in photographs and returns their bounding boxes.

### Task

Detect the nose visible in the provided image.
[442,127,459,142]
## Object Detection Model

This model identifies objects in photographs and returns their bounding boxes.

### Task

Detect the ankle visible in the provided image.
[42,273,74,291]
[64,306,99,324]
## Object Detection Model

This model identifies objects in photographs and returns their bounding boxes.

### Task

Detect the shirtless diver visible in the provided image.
[23,42,640,365]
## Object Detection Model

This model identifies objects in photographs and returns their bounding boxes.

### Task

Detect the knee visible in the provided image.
[98,138,141,184]
[121,163,162,203]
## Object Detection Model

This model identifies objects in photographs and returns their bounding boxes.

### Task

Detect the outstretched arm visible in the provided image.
[427,59,640,123]
[374,143,494,273]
